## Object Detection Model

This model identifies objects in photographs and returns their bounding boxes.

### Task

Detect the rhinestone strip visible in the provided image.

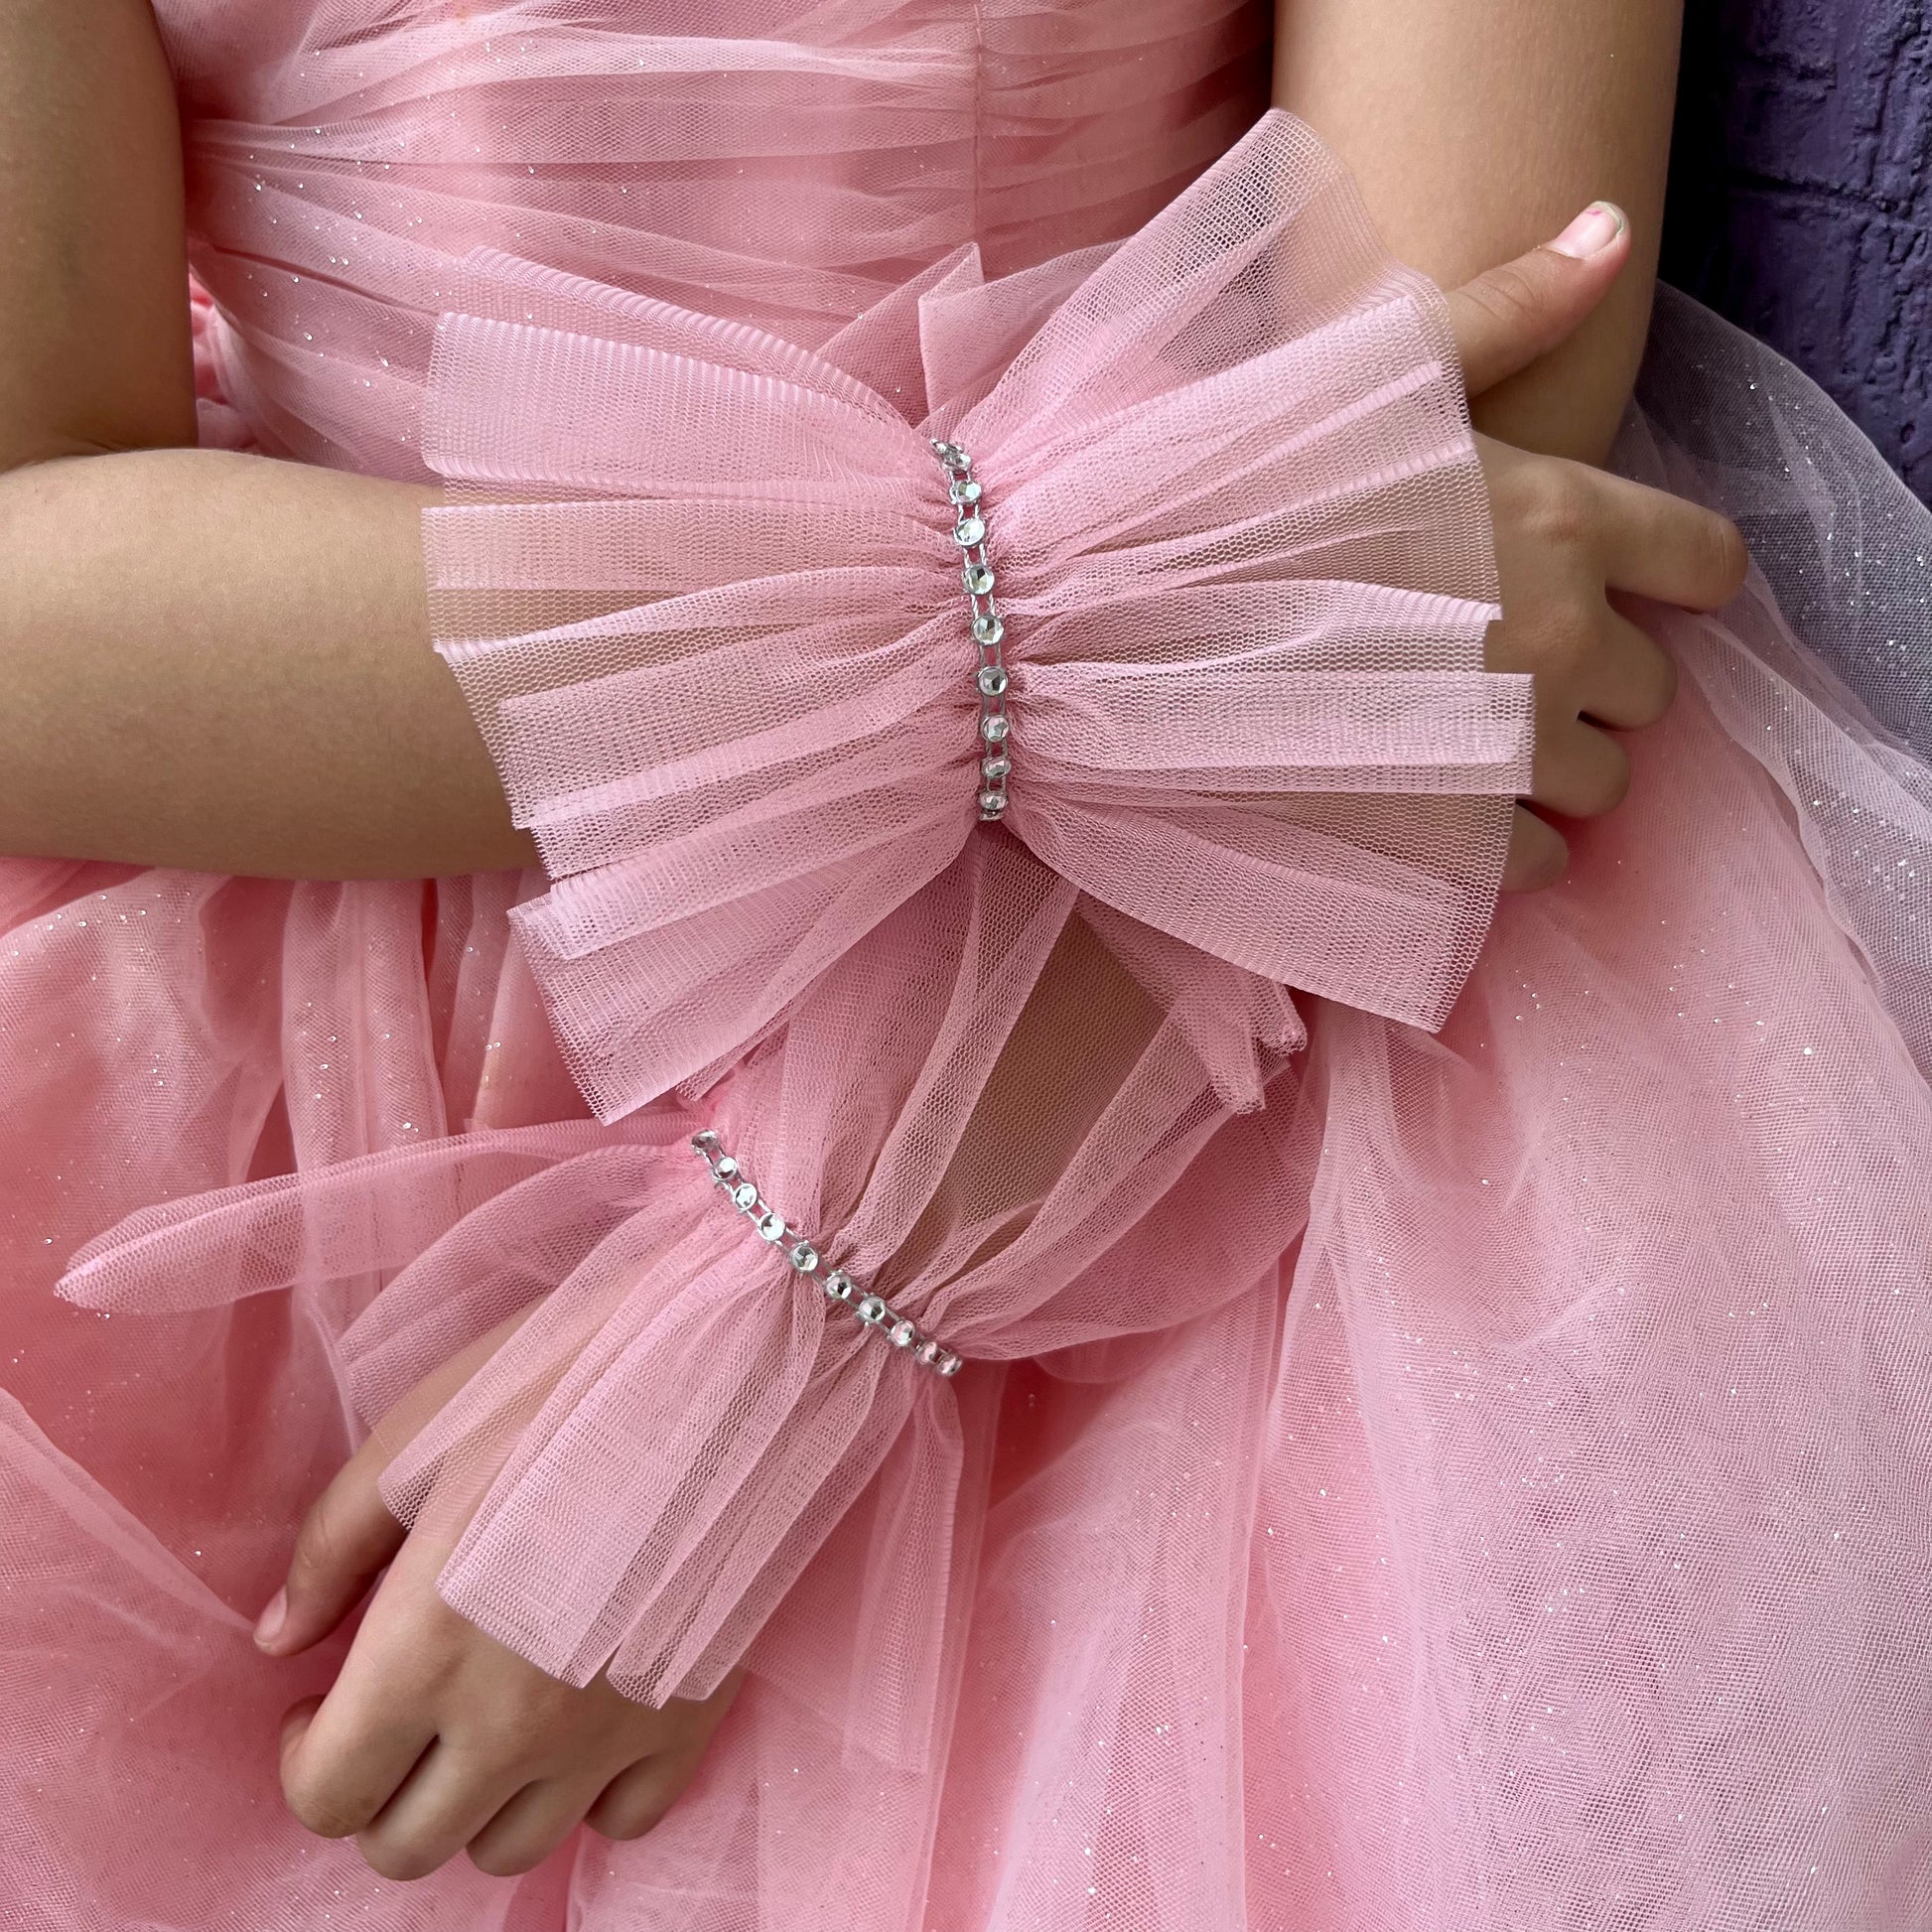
[691,1132,964,1378]
[930,439,1012,822]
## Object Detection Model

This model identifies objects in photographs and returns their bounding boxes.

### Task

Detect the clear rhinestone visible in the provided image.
[732,1180,759,1209]
[931,440,970,472]
[856,1296,890,1326]
[788,1241,819,1274]
[691,1131,720,1153]
[972,615,1005,647]
[981,755,1011,780]
[949,478,982,505]
[976,663,1009,696]
[934,1351,963,1377]
[952,515,986,548]
[981,714,1011,744]
[890,1318,919,1348]
[824,1270,856,1304]
[714,1155,740,1181]
[914,1338,942,1366]
[758,1210,786,1242]
[978,790,1007,818]
[963,562,995,595]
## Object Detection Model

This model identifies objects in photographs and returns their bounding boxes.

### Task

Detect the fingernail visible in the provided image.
[1547,202,1627,260]
[253,1587,287,1651]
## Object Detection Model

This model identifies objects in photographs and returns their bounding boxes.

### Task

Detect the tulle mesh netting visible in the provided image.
[423,111,1528,1113]
[70,105,1537,1756]
[6,3,1932,1929]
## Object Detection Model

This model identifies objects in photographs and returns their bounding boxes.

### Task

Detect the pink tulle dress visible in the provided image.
[7,4,1932,1928]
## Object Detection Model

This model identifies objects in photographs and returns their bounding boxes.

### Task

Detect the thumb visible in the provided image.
[1446,202,1631,398]
[253,1308,536,1657]
[253,1432,407,1657]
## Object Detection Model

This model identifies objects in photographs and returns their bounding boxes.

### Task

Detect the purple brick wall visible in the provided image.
[1663,0,1932,497]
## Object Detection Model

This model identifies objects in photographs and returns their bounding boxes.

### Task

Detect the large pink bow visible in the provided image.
[424,109,1531,1123]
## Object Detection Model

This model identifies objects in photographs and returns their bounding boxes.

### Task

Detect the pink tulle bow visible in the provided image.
[423,109,1533,1124]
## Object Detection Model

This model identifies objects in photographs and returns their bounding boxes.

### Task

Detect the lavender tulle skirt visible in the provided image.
[4,15,1932,1929]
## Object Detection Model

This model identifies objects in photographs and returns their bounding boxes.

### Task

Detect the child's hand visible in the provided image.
[252,1321,742,1881]
[1476,425,1745,889]
[1443,209,1751,889]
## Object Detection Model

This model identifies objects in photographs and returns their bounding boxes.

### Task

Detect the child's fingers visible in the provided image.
[467,1769,619,1877]
[255,1310,539,1658]
[351,1737,530,1884]
[255,1437,406,1656]
[585,1751,692,1842]
[1591,468,1750,611]
[1446,203,1630,399]
[1501,803,1568,894]
[278,1683,437,1844]
[583,1670,745,1844]
[279,1697,323,1759]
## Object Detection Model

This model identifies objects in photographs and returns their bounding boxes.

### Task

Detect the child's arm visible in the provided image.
[25,13,1734,1879]
[0,0,536,878]
[0,0,195,466]
[1278,0,1698,888]
[0,452,537,877]
[1275,0,1685,466]
[2,1,1707,887]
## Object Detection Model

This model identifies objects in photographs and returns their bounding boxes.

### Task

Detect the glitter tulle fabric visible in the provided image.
[7,4,1932,1928]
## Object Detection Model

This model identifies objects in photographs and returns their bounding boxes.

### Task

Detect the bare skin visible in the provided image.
[0,455,528,877]
[1,0,1740,1885]
[0,0,527,878]
[1276,0,1704,886]
[1275,0,1685,467]
[0,0,194,464]
[258,1315,743,1879]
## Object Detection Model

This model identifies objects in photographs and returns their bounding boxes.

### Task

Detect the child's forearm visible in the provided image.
[0,0,196,466]
[1274,0,1684,466]
[0,451,536,878]
[0,3,535,878]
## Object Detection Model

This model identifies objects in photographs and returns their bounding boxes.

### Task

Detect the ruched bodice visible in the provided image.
[157,0,1271,474]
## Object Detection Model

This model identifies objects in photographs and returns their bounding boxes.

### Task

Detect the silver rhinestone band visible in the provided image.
[690,1132,963,1377]
[929,439,1012,822]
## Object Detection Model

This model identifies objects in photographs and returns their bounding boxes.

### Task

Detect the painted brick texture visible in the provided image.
[1664,0,1932,497]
